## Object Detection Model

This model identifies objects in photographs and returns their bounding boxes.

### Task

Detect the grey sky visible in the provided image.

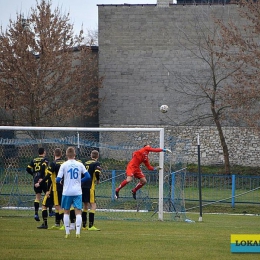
[0,0,156,33]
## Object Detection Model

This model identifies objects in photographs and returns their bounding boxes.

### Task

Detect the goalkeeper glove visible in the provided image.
[163,148,172,153]
[153,166,162,171]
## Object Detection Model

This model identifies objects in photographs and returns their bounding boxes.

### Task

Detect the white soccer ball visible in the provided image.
[160,105,168,113]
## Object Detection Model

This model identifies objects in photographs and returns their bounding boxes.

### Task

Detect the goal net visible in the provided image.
[0,126,188,221]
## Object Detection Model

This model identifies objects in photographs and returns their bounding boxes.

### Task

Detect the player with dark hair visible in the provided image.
[115,144,172,200]
[26,147,50,221]
[35,148,65,229]
[82,150,102,231]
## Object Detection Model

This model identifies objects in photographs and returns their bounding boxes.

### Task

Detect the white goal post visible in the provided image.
[0,126,166,220]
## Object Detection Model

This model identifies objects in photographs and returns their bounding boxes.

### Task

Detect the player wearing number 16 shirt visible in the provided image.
[56,146,90,238]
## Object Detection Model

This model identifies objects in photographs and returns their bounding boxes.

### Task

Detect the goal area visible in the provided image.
[0,126,188,222]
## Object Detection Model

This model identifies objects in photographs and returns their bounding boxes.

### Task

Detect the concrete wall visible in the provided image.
[98,4,240,126]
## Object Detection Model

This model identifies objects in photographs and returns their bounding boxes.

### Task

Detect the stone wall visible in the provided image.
[169,125,260,167]
[101,124,260,166]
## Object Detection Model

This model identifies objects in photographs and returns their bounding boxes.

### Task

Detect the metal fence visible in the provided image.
[1,169,260,210]
[184,173,260,208]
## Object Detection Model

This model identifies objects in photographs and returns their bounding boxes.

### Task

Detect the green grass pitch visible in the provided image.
[0,212,259,259]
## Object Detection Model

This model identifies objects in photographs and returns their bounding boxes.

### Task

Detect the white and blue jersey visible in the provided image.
[57,159,89,196]
[56,159,90,210]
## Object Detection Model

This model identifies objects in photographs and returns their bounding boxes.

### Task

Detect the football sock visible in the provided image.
[55,210,60,225]
[42,209,48,226]
[132,182,144,193]
[76,214,82,234]
[59,211,64,224]
[89,210,95,228]
[34,200,40,215]
[63,214,70,234]
[117,180,128,191]
[82,209,88,228]
[70,223,75,230]
[70,208,76,224]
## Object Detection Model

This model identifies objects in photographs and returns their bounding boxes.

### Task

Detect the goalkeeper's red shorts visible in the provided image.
[126,165,145,179]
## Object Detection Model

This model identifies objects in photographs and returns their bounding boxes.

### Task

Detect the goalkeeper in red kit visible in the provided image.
[115,144,172,200]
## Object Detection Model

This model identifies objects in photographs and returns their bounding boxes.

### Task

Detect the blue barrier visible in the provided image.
[232,174,236,208]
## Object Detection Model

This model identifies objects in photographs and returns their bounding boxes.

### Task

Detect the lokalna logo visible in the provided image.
[231,234,260,253]
[235,240,260,246]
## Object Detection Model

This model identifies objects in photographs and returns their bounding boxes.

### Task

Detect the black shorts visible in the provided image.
[53,190,62,206]
[82,188,95,204]
[33,183,47,194]
[42,191,54,207]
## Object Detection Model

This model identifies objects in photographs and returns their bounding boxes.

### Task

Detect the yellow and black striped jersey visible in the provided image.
[45,158,65,191]
[82,159,101,189]
[26,156,49,184]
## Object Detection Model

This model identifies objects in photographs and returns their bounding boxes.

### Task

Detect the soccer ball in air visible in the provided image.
[160,105,168,113]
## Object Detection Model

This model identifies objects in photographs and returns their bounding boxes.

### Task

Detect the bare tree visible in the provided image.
[165,6,244,174]
[214,0,260,128]
[0,0,102,127]
[84,28,98,46]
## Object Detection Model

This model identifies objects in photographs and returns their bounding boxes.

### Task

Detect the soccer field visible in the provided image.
[0,212,258,259]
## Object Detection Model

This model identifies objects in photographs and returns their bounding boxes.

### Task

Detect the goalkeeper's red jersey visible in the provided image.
[127,146,163,173]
